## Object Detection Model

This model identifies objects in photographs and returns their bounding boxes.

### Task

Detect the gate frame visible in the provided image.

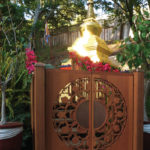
[31,63,144,150]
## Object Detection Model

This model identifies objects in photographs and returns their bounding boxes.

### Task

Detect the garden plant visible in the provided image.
[0,2,33,150]
[117,10,150,120]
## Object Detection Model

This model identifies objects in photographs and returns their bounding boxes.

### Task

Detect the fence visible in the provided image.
[33,26,122,51]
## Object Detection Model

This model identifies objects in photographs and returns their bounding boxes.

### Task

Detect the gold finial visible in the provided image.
[87,0,95,18]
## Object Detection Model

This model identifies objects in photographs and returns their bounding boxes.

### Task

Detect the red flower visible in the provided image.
[69,51,120,73]
[113,69,119,72]
[84,60,90,65]
[87,65,92,71]
[95,67,101,72]
[25,48,37,74]
[103,64,111,71]
[84,56,91,61]
[78,62,83,67]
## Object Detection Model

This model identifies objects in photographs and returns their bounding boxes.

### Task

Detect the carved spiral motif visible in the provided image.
[52,78,127,150]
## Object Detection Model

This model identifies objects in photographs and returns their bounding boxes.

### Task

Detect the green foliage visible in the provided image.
[0,2,30,49]
[3,52,32,150]
[117,10,150,121]
[0,50,17,82]
[0,2,32,149]
[117,11,150,78]
[0,52,32,149]
[94,0,149,28]
[37,1,86,32]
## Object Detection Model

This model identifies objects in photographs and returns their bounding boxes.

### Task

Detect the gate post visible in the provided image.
[33,63,46,150]
[133,72,144,150]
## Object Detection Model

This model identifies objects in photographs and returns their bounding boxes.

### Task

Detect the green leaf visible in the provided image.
[120,44,125,48]
[137,16,143,23]
[0,4,3,8]
[138,25,146,31]
[133,32,139,42]
[135,44,140,53]
[145,71,150,79]
[141,32,147,39]
[144,20,150,25]
[132,16,136,22]
[144,11,149,17]
[145,43,150,49]
[126,44,132,50]
[125,37,130,43]
[118,55,123,62]
[134,57,142,68]
[21,37,25,42]
[128,60,133,69]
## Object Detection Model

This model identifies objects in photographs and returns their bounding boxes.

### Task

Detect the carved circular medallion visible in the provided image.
[52,78,127,150]
[93,78,127,149]
[53,78,90,149]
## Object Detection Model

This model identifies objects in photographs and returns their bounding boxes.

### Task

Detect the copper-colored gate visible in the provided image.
[31,65,144,150]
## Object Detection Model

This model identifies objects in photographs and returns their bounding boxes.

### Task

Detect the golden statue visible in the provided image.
[68,0,115,66]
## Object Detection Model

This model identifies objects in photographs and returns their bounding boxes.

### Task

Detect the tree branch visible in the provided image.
[7,4,18,53]
[28,3,42,48]
[16,19,24,29]
[125,0,130,12]
[1,26,11,46]
[5,66,13,85]
[112,0,126,12]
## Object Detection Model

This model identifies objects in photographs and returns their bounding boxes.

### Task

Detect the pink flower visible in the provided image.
[25,48,31,52]
[69,51,78,59]
[84,56,91,61]
[95,67,101,72]
[78,62,83,67]
[113,69,119,72]
[69,51,120,73]
[25,48,37,74]
[75,58,79,64]
[91,63,97,68]
[84,60,90,65]
[98,62,103,67]
[103,64,111,71]
[87,65,92,71]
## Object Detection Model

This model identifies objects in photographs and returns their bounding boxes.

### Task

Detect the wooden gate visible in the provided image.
[31,64,144,150]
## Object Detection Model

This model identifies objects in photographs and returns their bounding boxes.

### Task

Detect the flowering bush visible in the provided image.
[25,48,37,74]
[69,51,120,72]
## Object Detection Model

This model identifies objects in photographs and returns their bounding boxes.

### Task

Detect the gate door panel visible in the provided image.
[45,69,92,150]
[32,66,144,150]
[92,73,133,150]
